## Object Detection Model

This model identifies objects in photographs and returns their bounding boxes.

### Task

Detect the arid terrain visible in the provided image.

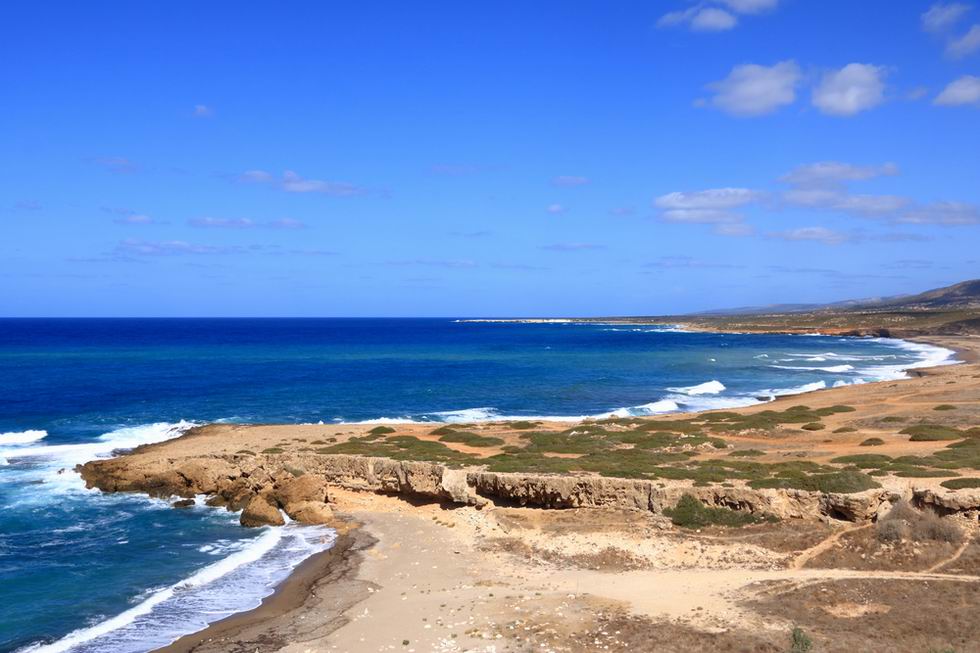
[72,333,980,653]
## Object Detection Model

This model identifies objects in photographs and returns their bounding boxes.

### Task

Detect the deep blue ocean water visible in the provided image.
[0,318,957,653]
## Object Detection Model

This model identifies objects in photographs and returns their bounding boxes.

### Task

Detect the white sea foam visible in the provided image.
[21,524,337,653]
[0,429,47,445]
[757,380,828,398]
[771,364,855,373]
[0,421,195,470]
[666,380,726,395]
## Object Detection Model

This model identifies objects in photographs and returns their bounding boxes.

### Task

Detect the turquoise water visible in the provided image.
[0,319,956,652]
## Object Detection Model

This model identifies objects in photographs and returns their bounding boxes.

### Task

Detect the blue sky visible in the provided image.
[2,1,979,317]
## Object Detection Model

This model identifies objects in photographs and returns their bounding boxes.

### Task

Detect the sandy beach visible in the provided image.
[76,335,980,653]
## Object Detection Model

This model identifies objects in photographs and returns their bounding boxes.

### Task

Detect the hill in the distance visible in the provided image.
[673,279,980,337]
[696,279,980,317]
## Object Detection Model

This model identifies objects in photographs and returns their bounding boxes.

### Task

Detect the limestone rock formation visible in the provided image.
[240,493,285,527]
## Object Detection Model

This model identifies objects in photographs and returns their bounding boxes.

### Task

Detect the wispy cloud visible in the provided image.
[188,217,307,229]
[934,75,980,106]
[193,104,214,118]
[765,265,905,281]
[387,258,479,269]
[238,169,365,196]
[658,0,778,32]
[103,207,162,225]
[552,175,590,187]
[702,60,801,116]
[545,203,566,214]
[450,230,492,238]
[539,243,605,251]
[780,161,899,186]
[92,156,140,174]
[116,239,235,256]
[430,163,483,176]
[608,206,636,217]
[922,2,971,32]
[13,200,42,211]
[899,201,980,225]
[811,64,887,116]
[644,256,744,270]
[115,214,157,225]
[654,188,761,228]
[947,23,980,57]
[489,262,549,271]
[779,160,978,225]
[768,226,850,245]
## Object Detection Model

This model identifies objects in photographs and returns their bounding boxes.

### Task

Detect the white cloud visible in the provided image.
[717,0,778,13]
[935,75,980,105]
[713,222,755,237]
[117,239,230,256]
[93,156,139,174]
[269,218,306,229]
[811,64,887,116]
[781,161,899,186]
[546,203,566,214]
[540,243,605,251]
[704,60,801,116]
[190,217,256,228]
[645,256,745,269]
[193,104,214,118]
[281,170,361,195]
[659,0,777,31]
[188,216,307,229]
[947,24,980,57]
[899,201,980,225]
[780,161,908,218]
[114,214,156,225]
[769,226,849,245]
[655,187,759,212]
[552,175,590,187]
[691,8,737,31]
[388,258,478,269]
[655,188,760,233]
[239,170,274,183]
[922,3,971,32]
[238,169,364,196]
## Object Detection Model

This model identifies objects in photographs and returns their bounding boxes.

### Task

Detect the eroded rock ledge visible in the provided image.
[77,452,980,527]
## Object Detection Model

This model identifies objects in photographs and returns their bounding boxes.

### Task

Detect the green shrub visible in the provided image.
[901,425,963,441]
[833,426,858,433]
[663,494,766,528]
[429,425,457,436]
[261,447,284,454]
[749,470,879,493]
[801,422,825,431]
[830,454,891,468]
[859,437,885,446]
[940,477,980,490]
[728,449,765,457]
[506,420,540,430]
[235,449,255,455]
[368,425,397,435]
[790,627,813,653]
[438,431,505,447]
[933,404,957,411]
[881,416,905,423]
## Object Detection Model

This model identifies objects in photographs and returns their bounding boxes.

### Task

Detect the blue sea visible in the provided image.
[0,318,958,653]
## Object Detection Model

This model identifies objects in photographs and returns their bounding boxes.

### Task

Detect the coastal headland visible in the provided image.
[76,333,980,653]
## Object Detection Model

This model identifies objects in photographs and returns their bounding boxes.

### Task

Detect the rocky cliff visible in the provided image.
[76,451,980,528]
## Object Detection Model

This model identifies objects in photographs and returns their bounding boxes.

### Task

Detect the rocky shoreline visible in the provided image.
[77,449,980,526]
[69,334,980,652]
